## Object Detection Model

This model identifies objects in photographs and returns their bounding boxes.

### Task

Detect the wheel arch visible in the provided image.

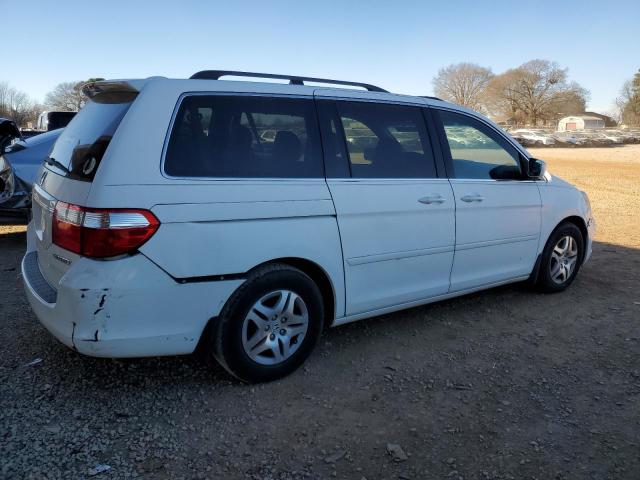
[195,256,338,359]
[531,215,589,285]
[257,257,337,329]
[558,215,588,254]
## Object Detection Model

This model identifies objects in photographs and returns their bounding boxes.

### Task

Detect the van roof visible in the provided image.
[83,72,454,110]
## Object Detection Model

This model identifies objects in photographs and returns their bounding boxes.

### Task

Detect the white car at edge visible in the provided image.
[511,129,556,146]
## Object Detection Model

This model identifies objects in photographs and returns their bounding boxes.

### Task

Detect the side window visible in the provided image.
[437,110,522,180]
[165,95,323,178]
[336,102,436,178]
[316,101,350,178]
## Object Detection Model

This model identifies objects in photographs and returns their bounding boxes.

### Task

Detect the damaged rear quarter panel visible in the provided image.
[57,253,243,357]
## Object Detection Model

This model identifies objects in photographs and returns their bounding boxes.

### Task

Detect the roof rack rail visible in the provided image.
[419,95,443,101]
[190,70,388,93]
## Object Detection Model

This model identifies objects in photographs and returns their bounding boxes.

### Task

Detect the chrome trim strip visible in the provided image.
[347,245,454,266]
[32,184,55,212]
[455,234,539,251]
[327,178,450,185]
[449,178,539,184]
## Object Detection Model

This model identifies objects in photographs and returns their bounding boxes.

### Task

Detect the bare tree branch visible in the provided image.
[432,63,494,112]
[484,60,589,126]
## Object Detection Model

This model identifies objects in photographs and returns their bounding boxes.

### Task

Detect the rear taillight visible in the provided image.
[52,202,159,258]
[52,202,84,253]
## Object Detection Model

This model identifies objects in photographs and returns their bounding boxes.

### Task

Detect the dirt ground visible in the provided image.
[1,146,639,480]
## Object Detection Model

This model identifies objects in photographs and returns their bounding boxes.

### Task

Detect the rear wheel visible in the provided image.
[537,222,584,292]
[207,263,323,383]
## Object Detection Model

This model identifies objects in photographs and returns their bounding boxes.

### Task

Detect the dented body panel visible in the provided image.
[23,226,243,357]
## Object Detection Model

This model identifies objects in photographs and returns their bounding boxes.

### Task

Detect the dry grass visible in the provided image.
[0,225,26,235]
[530,144,640,248]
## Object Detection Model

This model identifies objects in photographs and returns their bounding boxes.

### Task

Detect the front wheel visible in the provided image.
[537,222,584,293]
[207,263,324,383]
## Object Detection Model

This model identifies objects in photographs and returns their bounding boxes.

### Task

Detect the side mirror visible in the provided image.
[528,158,546,179]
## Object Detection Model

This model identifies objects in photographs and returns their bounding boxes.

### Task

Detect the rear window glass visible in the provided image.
[47,92,135,181]
[164,95,323,178]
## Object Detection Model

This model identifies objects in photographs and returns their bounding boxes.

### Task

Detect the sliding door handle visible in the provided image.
[460,194,484,203]
[418,195,445,205]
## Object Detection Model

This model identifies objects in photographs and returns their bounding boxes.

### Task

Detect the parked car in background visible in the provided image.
[511,129,556,146]
[22,72,595,383]
[505,127,640,149]
[37,111,77,132]
[575,131,614,147]
[597,130,624,144]
[1,123,62,223]
[611,130,636,144]
[509,132,538,148]
[552,131,586,147]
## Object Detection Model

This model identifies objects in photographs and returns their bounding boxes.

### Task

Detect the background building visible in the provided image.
[558,115,606,131]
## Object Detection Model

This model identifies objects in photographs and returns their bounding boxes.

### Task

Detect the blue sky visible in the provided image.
[2,0,638,114]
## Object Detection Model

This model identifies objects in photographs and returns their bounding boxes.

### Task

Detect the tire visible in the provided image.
[537,222,584,293]
[207,263,324,383]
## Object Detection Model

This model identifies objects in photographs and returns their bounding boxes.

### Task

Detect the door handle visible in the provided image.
[460,194,484,203]
[418,195,445,205]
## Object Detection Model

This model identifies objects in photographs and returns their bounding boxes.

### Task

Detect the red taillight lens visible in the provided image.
[52,202,159,258]
[81,209,160,258]
[52,202,83,253]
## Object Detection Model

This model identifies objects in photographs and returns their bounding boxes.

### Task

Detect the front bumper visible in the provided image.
[22,247,243,358]
[584,215,595,264]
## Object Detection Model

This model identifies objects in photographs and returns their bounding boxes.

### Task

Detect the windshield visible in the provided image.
[47,92,136,181]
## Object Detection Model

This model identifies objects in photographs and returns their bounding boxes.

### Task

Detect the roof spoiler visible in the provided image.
[81,80,141,99]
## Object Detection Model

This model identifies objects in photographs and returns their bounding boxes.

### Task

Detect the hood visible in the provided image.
[0,118,23,153]
[548,173,574,188]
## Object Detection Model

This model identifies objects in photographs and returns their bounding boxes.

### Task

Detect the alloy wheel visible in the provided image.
[241,290,309,365]
[549,235,579,284]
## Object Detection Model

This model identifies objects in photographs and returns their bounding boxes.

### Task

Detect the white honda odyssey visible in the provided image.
[22,71,595,382]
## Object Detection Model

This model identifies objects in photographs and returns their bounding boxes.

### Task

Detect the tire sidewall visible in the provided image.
[215,268,323,382]
[539,223,584,292]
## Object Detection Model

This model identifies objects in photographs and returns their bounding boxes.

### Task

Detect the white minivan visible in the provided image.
[22,71,595,382]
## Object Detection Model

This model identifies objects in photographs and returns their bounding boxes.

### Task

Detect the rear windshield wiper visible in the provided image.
[44,156,70,174]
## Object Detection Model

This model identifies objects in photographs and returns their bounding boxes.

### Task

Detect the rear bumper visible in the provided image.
[22,247,243,358]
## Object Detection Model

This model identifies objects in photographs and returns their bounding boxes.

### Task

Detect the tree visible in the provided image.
[23,102,46,128]
[0,81,42,127]
[432,63,494,111]
[549,81,589,117]
[44,77,105,111]
[485,60,589,126]
[616,69,640,126]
